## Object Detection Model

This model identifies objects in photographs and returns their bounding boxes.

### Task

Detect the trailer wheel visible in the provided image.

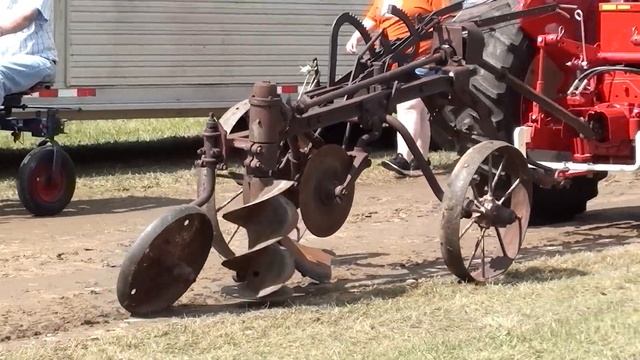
[447,0,602,222]
[17,145,76,216]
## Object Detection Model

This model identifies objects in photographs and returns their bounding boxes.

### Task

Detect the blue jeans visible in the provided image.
[0,54,56,100]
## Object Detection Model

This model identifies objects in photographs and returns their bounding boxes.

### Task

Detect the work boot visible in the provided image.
[381,154,422,177]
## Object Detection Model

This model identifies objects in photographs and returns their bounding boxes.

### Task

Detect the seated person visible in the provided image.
[0,0,57,102]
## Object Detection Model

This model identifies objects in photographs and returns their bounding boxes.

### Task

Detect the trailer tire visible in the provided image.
[17,144,76,216]
[448,0,602,223]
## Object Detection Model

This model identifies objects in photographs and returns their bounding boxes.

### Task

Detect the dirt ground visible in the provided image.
[1,171,639,349]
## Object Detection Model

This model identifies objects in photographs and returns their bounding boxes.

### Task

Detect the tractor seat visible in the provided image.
[2,82,53,108]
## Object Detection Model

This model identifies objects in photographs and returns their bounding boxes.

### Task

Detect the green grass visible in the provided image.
[0,118,207,149]
[4,244,640,359]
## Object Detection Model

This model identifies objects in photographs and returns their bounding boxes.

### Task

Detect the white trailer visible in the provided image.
[27,0,370,120]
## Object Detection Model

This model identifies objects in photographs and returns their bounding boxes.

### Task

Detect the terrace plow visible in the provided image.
[115,0,638,315]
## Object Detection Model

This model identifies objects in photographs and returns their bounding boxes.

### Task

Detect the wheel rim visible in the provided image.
[441,141,532,283]
[30,160,66,204]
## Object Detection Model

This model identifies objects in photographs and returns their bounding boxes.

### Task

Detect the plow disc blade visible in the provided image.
[299,144,354,238]
[280,237,333,283]
[117,205,213,315]
[222,238,295,298]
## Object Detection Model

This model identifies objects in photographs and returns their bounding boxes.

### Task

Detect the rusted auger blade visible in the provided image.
[220,181,334,297]
[220,182,298,298]
[217,80,335,298]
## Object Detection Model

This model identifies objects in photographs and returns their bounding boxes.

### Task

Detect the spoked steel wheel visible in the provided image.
[440,141,532,283]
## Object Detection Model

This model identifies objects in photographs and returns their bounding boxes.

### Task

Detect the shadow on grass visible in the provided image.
[0,196,187,219]
[0,136,202,174]
[502,266,589,284]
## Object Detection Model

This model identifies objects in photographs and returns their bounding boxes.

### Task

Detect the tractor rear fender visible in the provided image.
[519,0,600,44]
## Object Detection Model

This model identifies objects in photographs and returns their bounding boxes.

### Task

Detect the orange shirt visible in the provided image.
[364,0,449,57]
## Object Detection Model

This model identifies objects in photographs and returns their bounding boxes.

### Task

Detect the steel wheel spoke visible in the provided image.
[216,190,243,212]
[481,229,487,279]
[227,225,241,246]
[492,158,506,191]
[498,178,521,205]
[466,234,483,271]
[494,226,508,257]
[487,155,494,197]
[459,219,476,240]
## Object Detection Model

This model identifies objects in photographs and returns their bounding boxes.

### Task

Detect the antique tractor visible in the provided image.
[117,0,640,315]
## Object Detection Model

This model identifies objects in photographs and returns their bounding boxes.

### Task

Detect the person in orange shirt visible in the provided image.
[346,0,448,176]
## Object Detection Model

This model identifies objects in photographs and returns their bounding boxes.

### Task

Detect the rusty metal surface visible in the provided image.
[221,183,299,297]
[224,191,297,246]
[117,3,569,313]
[218,99,250,134]
[440,141,532,283]
[222,238,295,298]
[280,237,333,283]
[116,205,213,315]
[248,81,284,145]
[386,115,444,201]
[299,145,354,238]
[196,167,236,260]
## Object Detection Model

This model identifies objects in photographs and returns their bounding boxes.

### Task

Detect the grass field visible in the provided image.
[3,118,638,359]
[5,243,640,359]
[0,118,207,149]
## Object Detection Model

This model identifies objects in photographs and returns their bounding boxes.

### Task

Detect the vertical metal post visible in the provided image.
[244,81,285,202]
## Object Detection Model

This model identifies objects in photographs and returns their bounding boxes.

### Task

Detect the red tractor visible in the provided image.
[452,0,637,223]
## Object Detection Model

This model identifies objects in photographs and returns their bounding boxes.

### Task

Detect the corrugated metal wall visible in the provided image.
[67,0,371,86]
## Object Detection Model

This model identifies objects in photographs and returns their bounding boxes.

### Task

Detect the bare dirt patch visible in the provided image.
[1,169,639,349]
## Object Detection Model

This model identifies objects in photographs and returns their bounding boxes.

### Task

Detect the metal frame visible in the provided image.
[117,1,613,314]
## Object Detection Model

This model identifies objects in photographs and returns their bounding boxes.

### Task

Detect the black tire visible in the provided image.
[448,0,534,142]
[447,0,602,222]
[529,175,603,225]
[17,145,76,216]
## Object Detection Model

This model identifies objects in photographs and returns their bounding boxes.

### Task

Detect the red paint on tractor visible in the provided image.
[518,0,640,164]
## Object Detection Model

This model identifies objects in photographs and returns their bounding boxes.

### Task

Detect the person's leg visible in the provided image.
[0,54,56,100]
[395,98,422,161]
[412,100,431,167]
[382,98,430,176]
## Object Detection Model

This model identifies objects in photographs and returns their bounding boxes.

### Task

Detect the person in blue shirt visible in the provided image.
[0,0,57,100]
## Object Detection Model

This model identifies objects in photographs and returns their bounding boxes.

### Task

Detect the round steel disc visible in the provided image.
[117,205,213,315]
[299,144,354,238]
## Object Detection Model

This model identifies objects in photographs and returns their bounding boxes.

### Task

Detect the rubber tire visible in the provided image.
[448,0,534,142]
[17,145,76,216]
[529,176,602,225]
[447,0,601,222]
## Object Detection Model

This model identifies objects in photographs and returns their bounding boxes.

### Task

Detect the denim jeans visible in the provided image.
[0,54,56,100]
